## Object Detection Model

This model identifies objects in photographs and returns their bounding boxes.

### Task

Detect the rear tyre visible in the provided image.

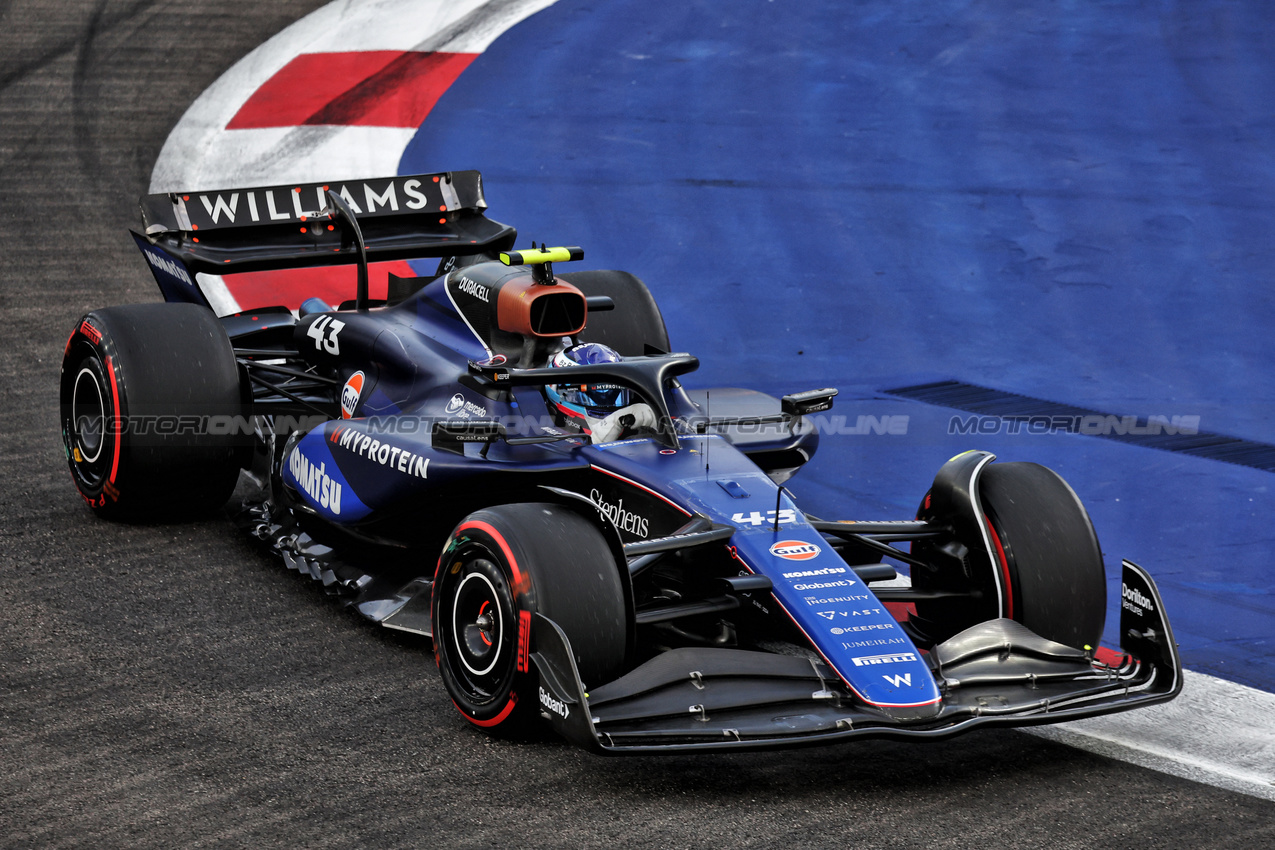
[559,270,670,356]
[432,503,630,734]
[913,462,1106,650]
[60,303,248,519]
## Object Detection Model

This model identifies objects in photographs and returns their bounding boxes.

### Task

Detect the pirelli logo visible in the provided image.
[517,610,532,673]
[851,652,917,666]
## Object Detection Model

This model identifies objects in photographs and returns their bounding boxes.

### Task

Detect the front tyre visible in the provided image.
[432,504,630,733]
[913,461,1106,650]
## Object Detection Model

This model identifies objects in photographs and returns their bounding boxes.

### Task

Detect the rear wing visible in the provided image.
[134,171,517,286]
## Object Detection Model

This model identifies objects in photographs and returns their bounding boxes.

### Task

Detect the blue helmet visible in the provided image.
[544,343,630,419]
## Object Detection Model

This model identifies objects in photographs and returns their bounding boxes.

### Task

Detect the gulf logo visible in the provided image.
[770,540,821,561]
[341,371,365,419]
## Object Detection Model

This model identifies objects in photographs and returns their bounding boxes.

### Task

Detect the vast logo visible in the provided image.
[341,371,364,419]
[770,540,821,561]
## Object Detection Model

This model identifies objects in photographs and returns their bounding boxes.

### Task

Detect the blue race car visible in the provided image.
[60,171,1180,752]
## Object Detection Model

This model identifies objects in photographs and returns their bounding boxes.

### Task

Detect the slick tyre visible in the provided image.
[432,503,630,734]
[61,303,248,519]
[913,462,1106,650]
[558,270,670,356]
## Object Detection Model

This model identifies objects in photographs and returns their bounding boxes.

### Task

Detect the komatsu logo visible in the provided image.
[142,249,193,286]
[1122,582,1155,615]
[288,449,341,514]
[539,686,570,720]
[782,566,844,579]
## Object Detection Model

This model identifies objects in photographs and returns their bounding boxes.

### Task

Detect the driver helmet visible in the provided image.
[544,342,630,422]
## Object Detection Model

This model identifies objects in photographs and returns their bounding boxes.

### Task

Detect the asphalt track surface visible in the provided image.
[0,2,1272,847]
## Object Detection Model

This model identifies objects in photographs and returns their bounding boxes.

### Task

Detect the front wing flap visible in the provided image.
[531,560,1182,754]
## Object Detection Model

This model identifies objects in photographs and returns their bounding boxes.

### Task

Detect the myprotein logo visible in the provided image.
[1122,582,1155,616]
[590,489,649,538]
[539,685,570,720]
[770,540,821,561]
[340,371,364,420]
[330,426,429,479]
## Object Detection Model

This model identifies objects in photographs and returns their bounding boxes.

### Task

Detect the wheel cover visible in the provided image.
[437,545,519,711]
[452,567,504,677]
[71,366,106,463]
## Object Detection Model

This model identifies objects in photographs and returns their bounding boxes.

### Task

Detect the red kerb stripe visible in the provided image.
[223,259,415,311]
[228,50,478,129]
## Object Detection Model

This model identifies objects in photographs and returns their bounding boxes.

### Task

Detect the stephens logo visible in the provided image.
[340,371,364,419]
[770,540,821,561]
[590,488,649,538]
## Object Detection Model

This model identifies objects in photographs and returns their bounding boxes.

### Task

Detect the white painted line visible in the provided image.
[877,572,1275,799]
[1029,669,1275,802]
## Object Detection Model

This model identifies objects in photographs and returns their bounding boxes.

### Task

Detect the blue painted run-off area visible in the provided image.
[401,1,1275,692]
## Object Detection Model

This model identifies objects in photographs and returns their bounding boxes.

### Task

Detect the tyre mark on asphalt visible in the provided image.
[0,0,154,94]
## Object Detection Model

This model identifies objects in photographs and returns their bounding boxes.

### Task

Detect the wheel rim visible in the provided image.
[438,544,518,711]
[71,366,106,463]
[452,567,504,677]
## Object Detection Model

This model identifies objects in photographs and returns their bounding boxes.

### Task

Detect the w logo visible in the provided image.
[882,673,912,688]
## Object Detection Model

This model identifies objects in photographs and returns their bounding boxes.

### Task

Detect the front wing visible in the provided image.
[531,561,1181,754]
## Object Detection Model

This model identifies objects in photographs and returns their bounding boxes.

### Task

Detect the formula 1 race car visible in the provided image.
[60,171,1181,753]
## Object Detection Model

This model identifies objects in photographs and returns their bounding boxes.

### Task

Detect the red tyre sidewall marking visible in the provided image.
[104,354,122,486]
[453,695,518,728]
[985,514,1013,620]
